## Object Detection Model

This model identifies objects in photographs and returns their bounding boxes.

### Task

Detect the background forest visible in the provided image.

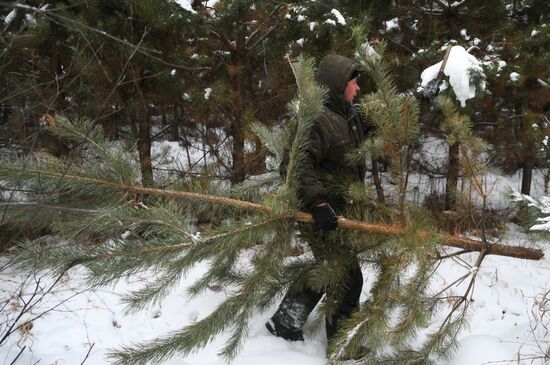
[0,1,550,365]
[1,0,549,204]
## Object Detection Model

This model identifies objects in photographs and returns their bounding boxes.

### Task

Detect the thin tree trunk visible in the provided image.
[21,100,30,143]
[130,64,154,188]
[544,169,549,195]
[247,136,266,176]
[0,104,9,126]
[170,104,179,141]
[230,28,246,184]
[137,111,154,188]
[231,117,245,183]
[521,159,533,195]
[161,104,168,128]
[445,142,459,210]
[520,117,537,195]
[444,7,461,37]
[372,158,385,204]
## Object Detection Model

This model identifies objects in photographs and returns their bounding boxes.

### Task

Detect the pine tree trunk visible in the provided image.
[247,136,266,176]
[521,159,533,195]
[161,104,168,129]
[372,158,385,204]
[231,117,245,184]
[6,170,544,260]
[520,121,536,195]
[170,104,179,142]
[99,119,118,139]
[230,28,246,184]
[445,142,459,211]
[0,104,9,126]
[21,101,30,143]
[443,6,461,37]
[137,112,154,188]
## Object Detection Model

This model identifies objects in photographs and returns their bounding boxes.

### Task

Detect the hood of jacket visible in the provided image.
[315,54,361,117]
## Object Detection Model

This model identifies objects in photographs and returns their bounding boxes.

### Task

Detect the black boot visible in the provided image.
[265,319,304,341]
[266,283,323,342]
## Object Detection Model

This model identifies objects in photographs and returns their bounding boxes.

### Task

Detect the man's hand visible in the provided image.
[311,203,338,231]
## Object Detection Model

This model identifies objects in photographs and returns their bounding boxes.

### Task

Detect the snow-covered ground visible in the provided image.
[0,222,548,365]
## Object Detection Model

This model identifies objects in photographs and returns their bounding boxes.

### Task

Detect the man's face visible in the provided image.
[344,77,360,103]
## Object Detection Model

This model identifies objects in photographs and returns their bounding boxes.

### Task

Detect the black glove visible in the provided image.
[311,203,338,231]
[418,78,443,103]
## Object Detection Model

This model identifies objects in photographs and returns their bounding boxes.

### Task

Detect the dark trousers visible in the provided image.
[270,229,363,339]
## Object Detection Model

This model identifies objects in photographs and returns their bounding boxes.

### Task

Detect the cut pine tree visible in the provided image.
[12,167,541,261]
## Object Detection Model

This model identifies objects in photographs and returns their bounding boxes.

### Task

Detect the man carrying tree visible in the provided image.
[265,54,375,342]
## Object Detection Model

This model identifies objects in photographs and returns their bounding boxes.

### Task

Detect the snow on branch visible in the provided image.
[511,191,550,231]
[420,45,485,107]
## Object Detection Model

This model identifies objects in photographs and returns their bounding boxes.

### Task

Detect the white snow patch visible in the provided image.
[441,335,517,365]
[324,19,336,26]
[460,28,470,40]
[356,42,380,61]
[0,181,28,202]
[330,9,346,25]
[296,38,304,46]
[150,137,224,175]
[309,22,317,31]
[510,72,520,82]
[384,17,400,31]
[204,87,212,100]
[4,9,16,25]
[24,13,35,25]
[175,0,193,12]
[175,0,218,13]
[297,15,305,22]
[420,45,485,107]
[531,29,539,37]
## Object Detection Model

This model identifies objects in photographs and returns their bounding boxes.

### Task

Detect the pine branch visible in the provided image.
[108,220,292,365]
[1,178,542,260]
